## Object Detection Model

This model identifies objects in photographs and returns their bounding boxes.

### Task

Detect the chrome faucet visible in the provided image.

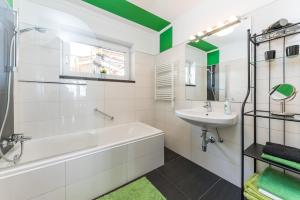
[0,134,31,164]
[11,134,32,143]
[0,134,32,148]
[203,101,212,112]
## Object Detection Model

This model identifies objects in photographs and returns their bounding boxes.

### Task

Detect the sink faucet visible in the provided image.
[203,101,212,112]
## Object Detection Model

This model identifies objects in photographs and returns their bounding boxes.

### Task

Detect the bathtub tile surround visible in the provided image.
[0,123,164,200]
[12,0,158,141]
[14,29,155,139]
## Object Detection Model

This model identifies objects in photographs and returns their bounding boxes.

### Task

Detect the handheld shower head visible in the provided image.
[19,26,47,34]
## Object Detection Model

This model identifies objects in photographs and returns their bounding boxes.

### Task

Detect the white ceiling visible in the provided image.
[128,0,202,21]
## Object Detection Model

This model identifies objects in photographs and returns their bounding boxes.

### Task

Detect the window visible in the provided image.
[62,34,131,80]
[185,61,196,85]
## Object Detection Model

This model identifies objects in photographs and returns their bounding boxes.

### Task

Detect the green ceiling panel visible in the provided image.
[160,27,173,53]
[188,40,218,52]
[83,0,171,32]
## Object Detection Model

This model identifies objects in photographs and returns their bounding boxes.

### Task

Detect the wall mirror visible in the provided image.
[185,18,251,102]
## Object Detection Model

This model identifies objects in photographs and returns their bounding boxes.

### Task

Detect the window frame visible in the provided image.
[185,61,196,86]
[61,33,131,81]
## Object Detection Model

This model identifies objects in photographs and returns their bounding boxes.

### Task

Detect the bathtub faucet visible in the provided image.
[1,134,32,148]
[0,134,31,164]
[11,134,32,144]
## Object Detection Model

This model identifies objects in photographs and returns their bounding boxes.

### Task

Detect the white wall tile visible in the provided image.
[15,29,155,138]
[135,110,154,122]
[192,147,241,186]
[15,83,60,103]
[135,98,154,110]
[105,85,136,100]
[16,102,60,123]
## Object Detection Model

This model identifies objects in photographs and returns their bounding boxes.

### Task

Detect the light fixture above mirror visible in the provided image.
[189,16,242,42]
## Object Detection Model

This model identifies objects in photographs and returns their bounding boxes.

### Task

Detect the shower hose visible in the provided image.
[0,33,24,164]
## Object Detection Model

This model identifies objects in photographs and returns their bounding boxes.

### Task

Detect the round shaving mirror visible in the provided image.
[269,83,297,116]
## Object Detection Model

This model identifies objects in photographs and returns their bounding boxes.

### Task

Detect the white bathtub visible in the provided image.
[0,122,164,200]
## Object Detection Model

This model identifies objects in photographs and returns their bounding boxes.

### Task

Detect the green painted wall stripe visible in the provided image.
[83,0,170,32]
[207,50,220,66]
[160,27,173,53]
[188,40,218,52]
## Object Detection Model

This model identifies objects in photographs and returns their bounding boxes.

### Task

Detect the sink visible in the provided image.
[175,108,238,128]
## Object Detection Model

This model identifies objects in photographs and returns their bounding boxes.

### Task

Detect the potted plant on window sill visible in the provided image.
[99,67,107,79]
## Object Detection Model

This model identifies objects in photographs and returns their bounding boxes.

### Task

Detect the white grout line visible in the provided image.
[198,178,222,200]
[155,168,191,200]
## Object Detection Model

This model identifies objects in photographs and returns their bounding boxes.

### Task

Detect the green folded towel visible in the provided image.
[244,174,271,200]
[261,153,300,170]
[244,191,262,200]
[258,167,300,200]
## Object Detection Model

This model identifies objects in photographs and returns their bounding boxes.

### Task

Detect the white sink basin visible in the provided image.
[175,109,238,128]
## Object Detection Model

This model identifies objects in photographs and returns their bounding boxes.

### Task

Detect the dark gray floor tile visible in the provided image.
[165,147,180,163]
[97,149,240,200]
[158,156,201,183]
[146,170,188,200]
[158,157,220,200]
[200,179,241,200]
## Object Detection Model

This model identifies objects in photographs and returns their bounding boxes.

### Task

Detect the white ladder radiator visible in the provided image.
[155,63,175,106]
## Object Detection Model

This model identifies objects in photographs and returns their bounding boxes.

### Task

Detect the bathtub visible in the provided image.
[0,122,164,200]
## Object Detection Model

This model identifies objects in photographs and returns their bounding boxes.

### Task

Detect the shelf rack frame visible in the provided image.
[241,24,300,199]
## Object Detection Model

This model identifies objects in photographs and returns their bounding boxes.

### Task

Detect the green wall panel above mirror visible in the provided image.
[160,27,173,53]
[83,0,171,32]
[207,50,220,66]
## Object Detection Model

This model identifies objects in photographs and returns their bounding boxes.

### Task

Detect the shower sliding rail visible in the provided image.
[18,80,87,86]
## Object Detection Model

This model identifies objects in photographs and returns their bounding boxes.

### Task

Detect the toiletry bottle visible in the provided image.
[224,99,232,115]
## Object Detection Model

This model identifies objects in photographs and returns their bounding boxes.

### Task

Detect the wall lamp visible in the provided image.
[189,16,242,42]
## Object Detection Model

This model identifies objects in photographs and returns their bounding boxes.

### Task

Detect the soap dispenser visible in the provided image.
[224,99,232,115]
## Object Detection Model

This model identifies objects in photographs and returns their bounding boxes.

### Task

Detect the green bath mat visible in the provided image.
[97,177,166,200]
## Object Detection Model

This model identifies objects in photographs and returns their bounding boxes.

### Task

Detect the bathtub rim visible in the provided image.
[0,123,164,179]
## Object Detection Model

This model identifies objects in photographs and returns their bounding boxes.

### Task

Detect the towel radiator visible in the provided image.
[155,63,175,106]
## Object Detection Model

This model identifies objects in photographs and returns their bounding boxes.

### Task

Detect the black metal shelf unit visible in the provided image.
[241,24,300,199]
